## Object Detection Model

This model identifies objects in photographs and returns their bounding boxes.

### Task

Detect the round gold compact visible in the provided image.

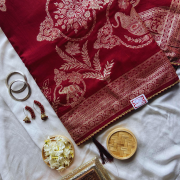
[106,128,137,160]
[42,135,74,172]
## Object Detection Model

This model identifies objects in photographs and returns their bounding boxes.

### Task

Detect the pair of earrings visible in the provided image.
[23,100,48,123]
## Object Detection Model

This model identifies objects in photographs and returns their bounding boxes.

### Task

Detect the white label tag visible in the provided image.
[130,94,148,109]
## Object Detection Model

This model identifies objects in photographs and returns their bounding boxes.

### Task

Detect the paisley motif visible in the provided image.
[94,23,121,49]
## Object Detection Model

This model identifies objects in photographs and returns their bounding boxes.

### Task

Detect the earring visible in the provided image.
[25,106,35,119]
[23,116,31,123]
[23,107,31,123]
[34,100,48,120]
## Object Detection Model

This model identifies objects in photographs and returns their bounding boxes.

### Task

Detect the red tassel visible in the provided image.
[92,137,113,164]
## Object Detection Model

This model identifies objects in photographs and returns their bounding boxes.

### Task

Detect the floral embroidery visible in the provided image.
[94,23,121,49]
[56,40,114,81]
[53,70,86,108]
[124,34,151,43]
[130,0,140,7]
[54,70,67,84]
[53,1,91,34]
[37,0,109,41]
[99,3,153,49]
[118,0,130,10]
[68,71,83,84]
[113,7,148,36]
[37,17,60,41]
[65,42,81,55]
[41,79,51,102]
[0,0,6,12]
[53,40,114,107]
[94,20,152,50]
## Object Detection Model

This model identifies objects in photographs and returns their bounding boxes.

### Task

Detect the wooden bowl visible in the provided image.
[106,128,137,160]
[42,135,74,172]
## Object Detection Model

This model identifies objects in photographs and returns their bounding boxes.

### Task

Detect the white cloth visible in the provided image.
[1,27,180,180]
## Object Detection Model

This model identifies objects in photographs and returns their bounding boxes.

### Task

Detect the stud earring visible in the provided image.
[25,106,35,119]
[34,100,48,120]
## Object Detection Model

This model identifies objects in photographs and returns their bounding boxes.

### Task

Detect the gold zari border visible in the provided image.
[77,80,180,145]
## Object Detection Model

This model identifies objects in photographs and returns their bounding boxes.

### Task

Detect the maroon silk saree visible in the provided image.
[0,0,179,145]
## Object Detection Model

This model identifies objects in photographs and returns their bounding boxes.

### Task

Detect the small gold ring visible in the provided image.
[8,80,31,101]
[6,71,27,93]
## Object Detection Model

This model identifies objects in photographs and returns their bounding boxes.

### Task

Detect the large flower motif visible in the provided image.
[54,1,92,33]
[68,72,83,84]
[65,42,81,56]
[54,69,67,85]
[53,0,109,33]
[37,0,110,41]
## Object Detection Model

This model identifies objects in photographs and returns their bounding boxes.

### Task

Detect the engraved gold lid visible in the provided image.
[106,128,137,160]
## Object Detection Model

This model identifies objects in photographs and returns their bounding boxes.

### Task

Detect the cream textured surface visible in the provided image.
[1,28,180,180]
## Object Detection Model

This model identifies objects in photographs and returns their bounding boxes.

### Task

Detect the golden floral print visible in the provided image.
[41,79,51,102]
[65,42,81,55]
[94,7,152,50]
[113,7,148,36]
[37,0,109,41]
[130,0,140,7]
[124,34,151,43]
[37,17,60,41]
[53,0,109,33]
[53,70,86,108]
[53,40,114,107]
[94,23,121,49]
[56,41,114,81]
[118,0,130,10]
[0,0,6,12]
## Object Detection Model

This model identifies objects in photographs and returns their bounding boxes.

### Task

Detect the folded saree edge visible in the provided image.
[76,79,180,146]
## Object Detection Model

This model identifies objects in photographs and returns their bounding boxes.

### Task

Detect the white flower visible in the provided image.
[43,136,74,170]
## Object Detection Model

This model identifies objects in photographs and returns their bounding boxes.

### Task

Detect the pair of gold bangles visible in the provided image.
[6,71,31,101]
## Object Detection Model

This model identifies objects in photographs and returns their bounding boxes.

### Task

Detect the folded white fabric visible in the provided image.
[1,27,180,180]
[0,28,91,180]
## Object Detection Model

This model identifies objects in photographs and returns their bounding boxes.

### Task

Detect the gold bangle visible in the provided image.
[8,80,31,101]
[6,71,27,93]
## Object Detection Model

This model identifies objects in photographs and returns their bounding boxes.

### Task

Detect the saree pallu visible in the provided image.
[0,0,179,145]
[134,0,180,65]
